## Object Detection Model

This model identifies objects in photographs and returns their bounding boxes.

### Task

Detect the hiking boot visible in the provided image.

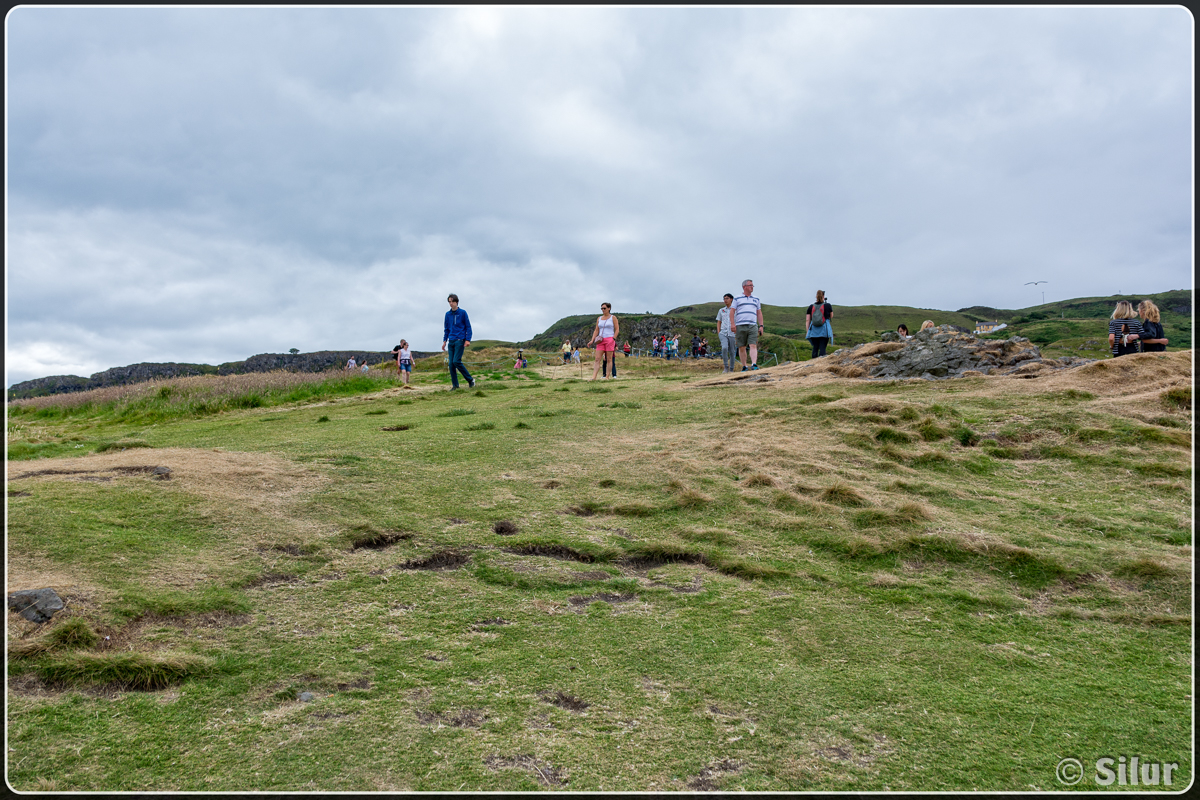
[751,364,759,370]
[741,366,748,372]
[468,378,476,388]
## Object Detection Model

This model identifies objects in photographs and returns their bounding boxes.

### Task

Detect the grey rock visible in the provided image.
[298,691,315,702]
[8,588,65,624]
[151,466,173,480]
[863,326,1081,380]
[879,331,902,342]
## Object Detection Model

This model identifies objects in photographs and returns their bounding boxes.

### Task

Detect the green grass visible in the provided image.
[4,364,1193,792]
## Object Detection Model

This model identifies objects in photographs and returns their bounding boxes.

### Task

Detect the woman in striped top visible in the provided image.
[1108,301,1143,358]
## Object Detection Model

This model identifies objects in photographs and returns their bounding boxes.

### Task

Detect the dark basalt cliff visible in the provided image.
[7,350,433,400]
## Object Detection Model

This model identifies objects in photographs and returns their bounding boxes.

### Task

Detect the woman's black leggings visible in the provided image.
[810,337,829,358]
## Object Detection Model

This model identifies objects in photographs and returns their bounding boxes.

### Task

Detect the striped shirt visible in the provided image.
[732,294,761,327]
[1109,318,1143,357]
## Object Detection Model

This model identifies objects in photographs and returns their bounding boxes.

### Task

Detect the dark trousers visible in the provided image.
[810,337,829,358]
[447,340,473,388]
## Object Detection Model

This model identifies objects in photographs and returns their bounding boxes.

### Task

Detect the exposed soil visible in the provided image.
[351,530,413,550]
[492,520,520,535]
[395,551,471,571]
[483,754,566,787]
[568,592,635,606]
[543,689,589,712]
[688,759,743,791]
[380,425,411,431]
[504,543,595,562]
[243,572,300,588]
[541,480,564,489]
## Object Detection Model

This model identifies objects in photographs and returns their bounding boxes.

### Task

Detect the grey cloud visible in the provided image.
[6,7,1191,386]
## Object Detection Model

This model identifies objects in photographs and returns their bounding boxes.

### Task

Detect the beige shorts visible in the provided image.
[734,327,759,348]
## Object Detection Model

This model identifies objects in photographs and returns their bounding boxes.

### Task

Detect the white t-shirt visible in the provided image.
[597,315,616,339]
[716,306,732,335]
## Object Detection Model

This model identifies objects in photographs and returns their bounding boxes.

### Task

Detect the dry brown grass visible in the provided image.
[6,447,328,597]
[9,370,358,411]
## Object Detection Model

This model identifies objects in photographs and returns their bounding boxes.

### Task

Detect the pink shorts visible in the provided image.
[596,337,616,353]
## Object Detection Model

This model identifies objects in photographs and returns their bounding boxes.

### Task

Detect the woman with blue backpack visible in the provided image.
[806,290,833,358]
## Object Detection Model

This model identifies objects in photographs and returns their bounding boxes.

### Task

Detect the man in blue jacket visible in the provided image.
[442,293,475,390]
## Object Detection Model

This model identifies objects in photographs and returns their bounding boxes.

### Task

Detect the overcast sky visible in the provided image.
[5,6,1193,385]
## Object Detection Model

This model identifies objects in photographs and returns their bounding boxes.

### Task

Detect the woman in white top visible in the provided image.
[588,303,620,380]
[397,340,413,385]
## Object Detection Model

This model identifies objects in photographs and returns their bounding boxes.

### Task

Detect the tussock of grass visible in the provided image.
[952,426,980,446]
[874,427,915,444]
[37,651,213,690]
[897,406,920,421]
[514,421,531,429]
[743,473,776,488]
[364,409,388,415]
[853,503,930,528]
[1112,558,1178,579]
[672,488,714,508]
[95,440,152,452]
[1161,386,1191,410]
[821,483,868,506]
[464,422,496,431]
[611,503,655,517]
[915,418,949,441]
[9,618,101,659]
[439,408,476,417]
[910,451,952,469]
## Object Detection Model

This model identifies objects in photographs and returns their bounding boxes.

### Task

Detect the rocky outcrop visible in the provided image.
[861,326,1093,379]
[8,588,65,624]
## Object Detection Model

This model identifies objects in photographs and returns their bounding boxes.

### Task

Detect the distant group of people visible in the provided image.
[375,288,1171,391]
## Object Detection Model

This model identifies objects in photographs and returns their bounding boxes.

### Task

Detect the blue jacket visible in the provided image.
[444,307,473,342]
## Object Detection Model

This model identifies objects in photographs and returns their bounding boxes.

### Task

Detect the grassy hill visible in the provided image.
[5,355,1192,791]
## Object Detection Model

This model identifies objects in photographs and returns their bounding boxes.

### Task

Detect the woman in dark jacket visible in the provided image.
[1136,300,1169,352]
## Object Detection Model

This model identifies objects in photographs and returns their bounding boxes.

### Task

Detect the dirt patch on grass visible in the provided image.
[395,551,471,571]
[688,758,743,791]
[484,754,566,787]
[542,689,589,712]
[492,520,520,535]
[505,543,596,562]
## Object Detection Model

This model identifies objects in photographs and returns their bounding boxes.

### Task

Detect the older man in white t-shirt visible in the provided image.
[731,279,764,371]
